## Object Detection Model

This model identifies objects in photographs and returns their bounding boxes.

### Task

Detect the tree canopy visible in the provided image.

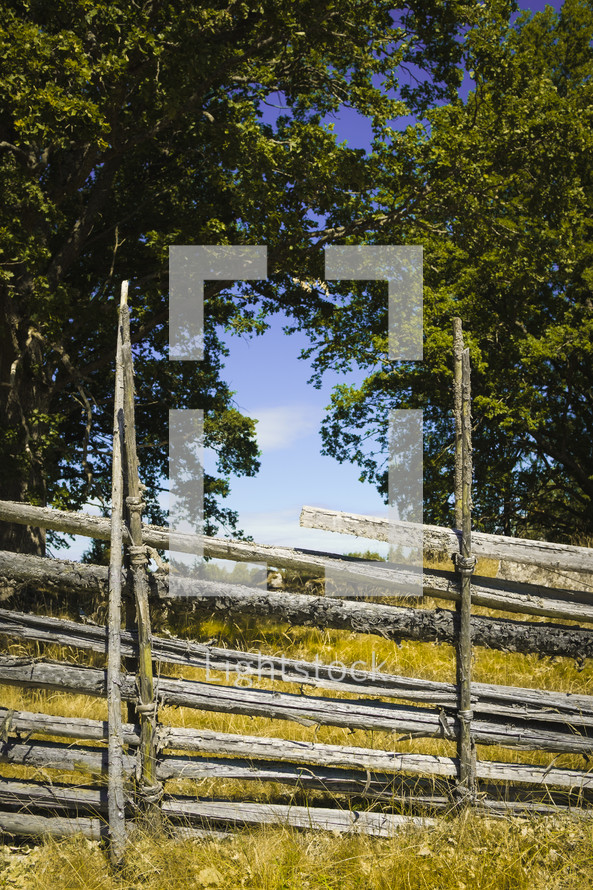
[0,0,485,553]
[5,1,585,552]
[299,0,593,541]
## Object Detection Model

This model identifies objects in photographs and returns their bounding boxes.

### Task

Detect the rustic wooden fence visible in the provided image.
[1,295,592,862]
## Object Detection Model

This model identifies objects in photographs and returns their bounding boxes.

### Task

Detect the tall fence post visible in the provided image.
[120,289,162,827]
[454,331,477,800]
[107,281,128,864]
[453,318,463,532]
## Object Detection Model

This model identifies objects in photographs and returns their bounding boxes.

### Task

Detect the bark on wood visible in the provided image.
[0,811,108,841]
[0,740,134,776]
[161,798,433,836]
[0,788,431,840]
[1,657,592,754]
[3,608,593,728]
[106,280,127,863]
[456,345,476,794]
[3,708,593,793]
[0,502,423,598]
[2,555,593,660]
[3,538,593,626]
[2,499,593,615]
[453,318,463,532]
[1,777,588,823]
[0,780,590,837]
[0,807,229,842]
[120,297,160,819]
[0,741,450,801]
[2,495,592,587]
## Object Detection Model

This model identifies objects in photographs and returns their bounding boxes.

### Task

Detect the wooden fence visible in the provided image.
[0,296,592,862]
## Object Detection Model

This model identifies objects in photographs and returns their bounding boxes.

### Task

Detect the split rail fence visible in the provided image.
[1,291,593,863]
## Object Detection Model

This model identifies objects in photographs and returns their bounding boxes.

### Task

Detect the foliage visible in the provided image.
[0,0,490,552]
[296,0,593,541]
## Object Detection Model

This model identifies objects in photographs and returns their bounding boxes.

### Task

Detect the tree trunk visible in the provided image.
[0,285,47,555]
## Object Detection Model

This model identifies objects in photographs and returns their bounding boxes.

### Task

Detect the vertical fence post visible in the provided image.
[120,291,162,828]
[453,318,463,532]
[107,281,128,864]
[454,332,477,800]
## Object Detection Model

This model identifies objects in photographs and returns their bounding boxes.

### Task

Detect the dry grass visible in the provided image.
[2,816,593,890]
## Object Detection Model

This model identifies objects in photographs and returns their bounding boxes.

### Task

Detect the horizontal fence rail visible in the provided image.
[3,708,593,794]
[1,655,593,754]
[300,506,593,583]
[1,774,588,826]
[2,608,593,728]
[2,501,593,615]
[2,551,593,662]
[0,779,433,839]
[3,498,593,579]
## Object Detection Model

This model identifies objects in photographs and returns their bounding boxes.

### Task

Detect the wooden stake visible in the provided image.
[107,281,128,864]
[453,318,463,531]
[120,289,161,826]
[456,343,477,797]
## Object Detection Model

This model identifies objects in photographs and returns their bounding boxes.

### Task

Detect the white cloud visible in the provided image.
[249,405,320,451]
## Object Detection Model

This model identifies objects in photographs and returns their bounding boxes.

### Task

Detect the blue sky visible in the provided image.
[63,1,564,563]
[207,314,390,556]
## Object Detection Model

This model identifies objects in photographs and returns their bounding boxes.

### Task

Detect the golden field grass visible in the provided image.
[1,551,593,888]
[1,816,593,890]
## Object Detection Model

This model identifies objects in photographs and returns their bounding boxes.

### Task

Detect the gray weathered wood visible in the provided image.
[2,498,593,614]
[0,784,431,839]
[2,778,590,832]
[1,657,591,754]
[0,811,108,841]
[0,742,445,801]
[106,280,127,862]
[453,317,463,531]
[0,512,424,600]
[0,740,134,776]
[0,804,229,841]
[3,708,593,793]
[299,506,593,585]
[3,609,593,727]
[3,495,592,583]
[120,295,160,818]
[3,535,593,627]
[162,798,432,836]
[1,555,593,660]
[456,345,476,794]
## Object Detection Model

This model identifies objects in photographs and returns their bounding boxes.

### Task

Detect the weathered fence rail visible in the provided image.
[3,652,593,753]
[2,608,593,727]
[2,508,593,623]
[299,506,593,583]
[2,548,593,661]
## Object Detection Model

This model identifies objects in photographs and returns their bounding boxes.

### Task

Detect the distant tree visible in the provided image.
[0,0,486,553]
[295,0,593,541]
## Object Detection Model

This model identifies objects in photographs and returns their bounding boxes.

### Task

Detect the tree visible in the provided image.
[294,0,593,541]
[0,0,485,553]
